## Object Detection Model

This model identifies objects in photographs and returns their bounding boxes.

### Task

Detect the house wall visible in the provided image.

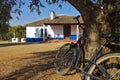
[70,25,77,40]
[26,25,64,42]
[71,25,77,34]
[26,25,80,42]
[50,25,64,40]
[26,27,40,38]
[26,26,45,42]
[48,25,78,41]
[47,25,54,38]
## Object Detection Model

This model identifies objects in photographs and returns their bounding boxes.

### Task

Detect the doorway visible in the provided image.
[64,25,71,41]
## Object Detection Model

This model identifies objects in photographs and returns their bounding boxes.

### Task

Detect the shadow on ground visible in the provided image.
[0,42,48,47]
[0,50,57,80]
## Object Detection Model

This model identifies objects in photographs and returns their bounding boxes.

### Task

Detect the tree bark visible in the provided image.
[67,0,102,58]
[67,0,118,58]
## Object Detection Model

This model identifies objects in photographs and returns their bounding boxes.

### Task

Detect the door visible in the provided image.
[64,25,71,41]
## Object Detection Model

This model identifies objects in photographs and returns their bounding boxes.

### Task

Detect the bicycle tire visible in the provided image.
[54,43,76,75]
[85,52,120,80]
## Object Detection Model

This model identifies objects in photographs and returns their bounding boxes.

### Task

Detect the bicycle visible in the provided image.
[54,16,120,80]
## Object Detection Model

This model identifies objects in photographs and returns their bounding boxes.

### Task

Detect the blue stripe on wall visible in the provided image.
[70,35,77,40]
[56,37,64,40]
[26,35,76,42]
[26,38,43,42]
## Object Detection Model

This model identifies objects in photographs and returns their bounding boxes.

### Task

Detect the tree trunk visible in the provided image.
[82,11,100,59]
[67,0,107,58]
[67,0,117,59]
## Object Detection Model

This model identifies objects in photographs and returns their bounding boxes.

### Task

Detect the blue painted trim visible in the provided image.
[56,38,64,40]
[70,35,76,40]
[55,34,64,40]
[26,38,43,42]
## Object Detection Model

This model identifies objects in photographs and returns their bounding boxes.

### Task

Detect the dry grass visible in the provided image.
[0,41,81,80]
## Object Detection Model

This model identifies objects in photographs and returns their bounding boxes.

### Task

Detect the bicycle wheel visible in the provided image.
[85,52,120,80]
[54,43,76,75]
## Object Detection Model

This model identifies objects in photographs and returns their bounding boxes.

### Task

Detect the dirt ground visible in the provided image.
[0,41,81,80]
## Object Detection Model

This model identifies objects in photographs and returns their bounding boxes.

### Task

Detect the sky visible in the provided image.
[9,1,80,26]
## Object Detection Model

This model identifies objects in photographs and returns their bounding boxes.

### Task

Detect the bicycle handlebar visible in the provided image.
[73,15,80,19]
[73,15,85,30]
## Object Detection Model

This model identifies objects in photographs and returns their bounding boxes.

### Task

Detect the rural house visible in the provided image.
[25,11,84,42]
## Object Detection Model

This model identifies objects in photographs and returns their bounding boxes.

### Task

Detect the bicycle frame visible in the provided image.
[73,16,112,79]
[83,40,110,70]
[72,32,111,80]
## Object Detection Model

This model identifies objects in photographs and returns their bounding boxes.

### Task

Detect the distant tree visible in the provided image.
[0,0,15,40]
[8,25,25,39]
[0,23,9,40]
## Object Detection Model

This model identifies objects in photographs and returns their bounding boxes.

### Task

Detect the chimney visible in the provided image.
[50,10,56,20]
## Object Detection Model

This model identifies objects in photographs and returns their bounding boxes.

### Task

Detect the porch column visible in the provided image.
[76,25,79,40]
[13,32,15,38]
[43,24,45,41]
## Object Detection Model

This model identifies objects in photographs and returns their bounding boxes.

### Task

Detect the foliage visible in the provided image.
[0,0,13,23]
[0,0,16,40]
[8,25,26,39]
[0,23,9,40]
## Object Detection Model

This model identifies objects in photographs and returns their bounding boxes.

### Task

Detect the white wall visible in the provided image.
[71,25,77,35]
[46,25,54,38]
[26,25,64,39]
[26,27,36,38]
[50,25,64,39]
[26,26,44,38]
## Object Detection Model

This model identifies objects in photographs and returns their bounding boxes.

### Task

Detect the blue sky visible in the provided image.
[9,1,80,26]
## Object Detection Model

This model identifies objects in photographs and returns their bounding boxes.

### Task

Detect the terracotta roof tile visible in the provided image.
[25,16,84,26]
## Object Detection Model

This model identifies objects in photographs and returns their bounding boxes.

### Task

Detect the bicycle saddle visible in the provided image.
[105,33,119,42]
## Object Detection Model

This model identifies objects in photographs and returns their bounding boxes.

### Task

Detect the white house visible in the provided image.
[25,11,84,42]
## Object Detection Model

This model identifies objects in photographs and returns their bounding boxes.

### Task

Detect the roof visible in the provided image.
[25,18,50,26]
[25,15,84,26]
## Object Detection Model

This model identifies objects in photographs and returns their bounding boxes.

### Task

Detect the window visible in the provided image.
[40,29,47,37]
[40,29,43,37]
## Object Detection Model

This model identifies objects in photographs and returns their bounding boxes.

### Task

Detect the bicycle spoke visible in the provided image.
[111,70,120,80]
[85,53,120,80]
[97,64,111,78]
[54,43,77,75]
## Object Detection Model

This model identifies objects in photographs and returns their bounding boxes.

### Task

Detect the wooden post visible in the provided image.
[13,32,15,38]
[76,25,79,41]
[43,24,45,41]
